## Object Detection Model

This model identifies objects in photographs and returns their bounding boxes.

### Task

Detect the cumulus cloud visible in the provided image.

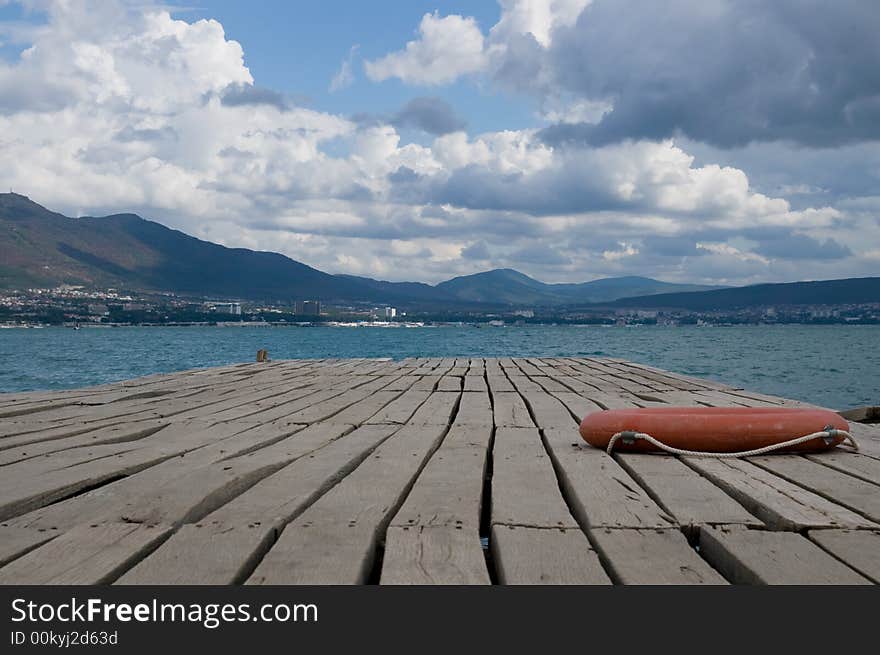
[329,44,358,92]
[532,1,880,148]
[490,0,592,48]
[512,242,571,265]
[0,0,875,286]
[364,13,487,85]
[461,240,491,260]
[753,234,852,261]
[0,2,352,212]
[538,96,611,125]
[369,1,880,150]
[391,96,466,135]
[696,243,770,266]
[219,83,288,110]
[640,235,703,258]
[602,242,639,262]
[407,136,802,225]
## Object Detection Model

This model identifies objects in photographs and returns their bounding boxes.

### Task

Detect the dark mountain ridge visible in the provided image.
[436,269,717,304]
[3,193,875,309]
[610,278,880,310]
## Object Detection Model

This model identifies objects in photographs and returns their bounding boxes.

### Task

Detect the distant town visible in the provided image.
[1,284,878,328]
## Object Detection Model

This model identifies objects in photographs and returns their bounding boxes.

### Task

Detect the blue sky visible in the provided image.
[182,1,530,133]
[0,1,878,285]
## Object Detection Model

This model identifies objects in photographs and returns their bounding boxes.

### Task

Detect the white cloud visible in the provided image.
[363,13,487,85]
[0,0,874,286]
[363,2,594,87]
[490,0,592,48]
[696,243,770,265]
[602,242,638,261]
[539,96,611,124]
[329,44,358,92]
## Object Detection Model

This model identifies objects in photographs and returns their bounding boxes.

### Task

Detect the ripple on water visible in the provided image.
[0,325,877,409]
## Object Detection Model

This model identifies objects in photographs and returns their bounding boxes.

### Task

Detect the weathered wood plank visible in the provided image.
[2,440,147,478]
[0,416,142,445]
[520,391,579,431]
[203,387,338,423]
[684,457,878,530]
[404,392,460,426]
[150,384,320,423]
[326,389,407,426]
[806,450,880,485]
[117,424,398,584]
[700,526,871,585]
[0,528,55,567]
[390,425,491,530]
[0,420,260,521]
[808,529,880,583]
[489,421,609,585]
[381,527,490,585]
[486,374,515,393]
[0,420,167,465]
[365,389,431,424]
[379,395,492,585]
[382,376,420,391]
[273,379,393,424]
[538,372,598,394]
[246,421,451,584]
[689,390,762,407]
[572,390,641,410]
[0,523,171,585]
[411,375,441,391]
[492,427,578,529]
[612,361,734,392]
[848,423,880,460]
[513,360,544,376]
[551,392,604,422]
[463,375,488,393]
[491,525,610,585]
[543,429,676,530]
[838,406,880,423]
[506,375,545,394]
[722,389,814,408]
[589,528,726,585]
[631,390,711,407]
[492,392,535,428]
[529,376,571,393]
[437,376,462,392]
[454,392,494,427]
[2,422,318,531]
[590,376,656,395]
[749,454,880,522]
[616,454,762,530]
[602,363,706,392]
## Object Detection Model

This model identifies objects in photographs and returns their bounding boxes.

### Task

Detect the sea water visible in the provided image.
[0,324,876,410]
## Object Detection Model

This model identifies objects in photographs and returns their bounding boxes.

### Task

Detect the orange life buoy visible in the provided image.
[579,406,850,454]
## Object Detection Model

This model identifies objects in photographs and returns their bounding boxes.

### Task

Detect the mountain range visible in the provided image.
[0,193,718,305]
[611,277,880,310]
[2,193,878,310]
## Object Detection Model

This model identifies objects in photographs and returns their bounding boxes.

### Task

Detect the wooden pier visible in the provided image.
[0,357,878,585]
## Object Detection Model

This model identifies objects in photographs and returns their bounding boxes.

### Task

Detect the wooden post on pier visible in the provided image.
[838,406,879,423]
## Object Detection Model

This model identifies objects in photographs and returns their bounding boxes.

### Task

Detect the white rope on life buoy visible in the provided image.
[605,427,859,458]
